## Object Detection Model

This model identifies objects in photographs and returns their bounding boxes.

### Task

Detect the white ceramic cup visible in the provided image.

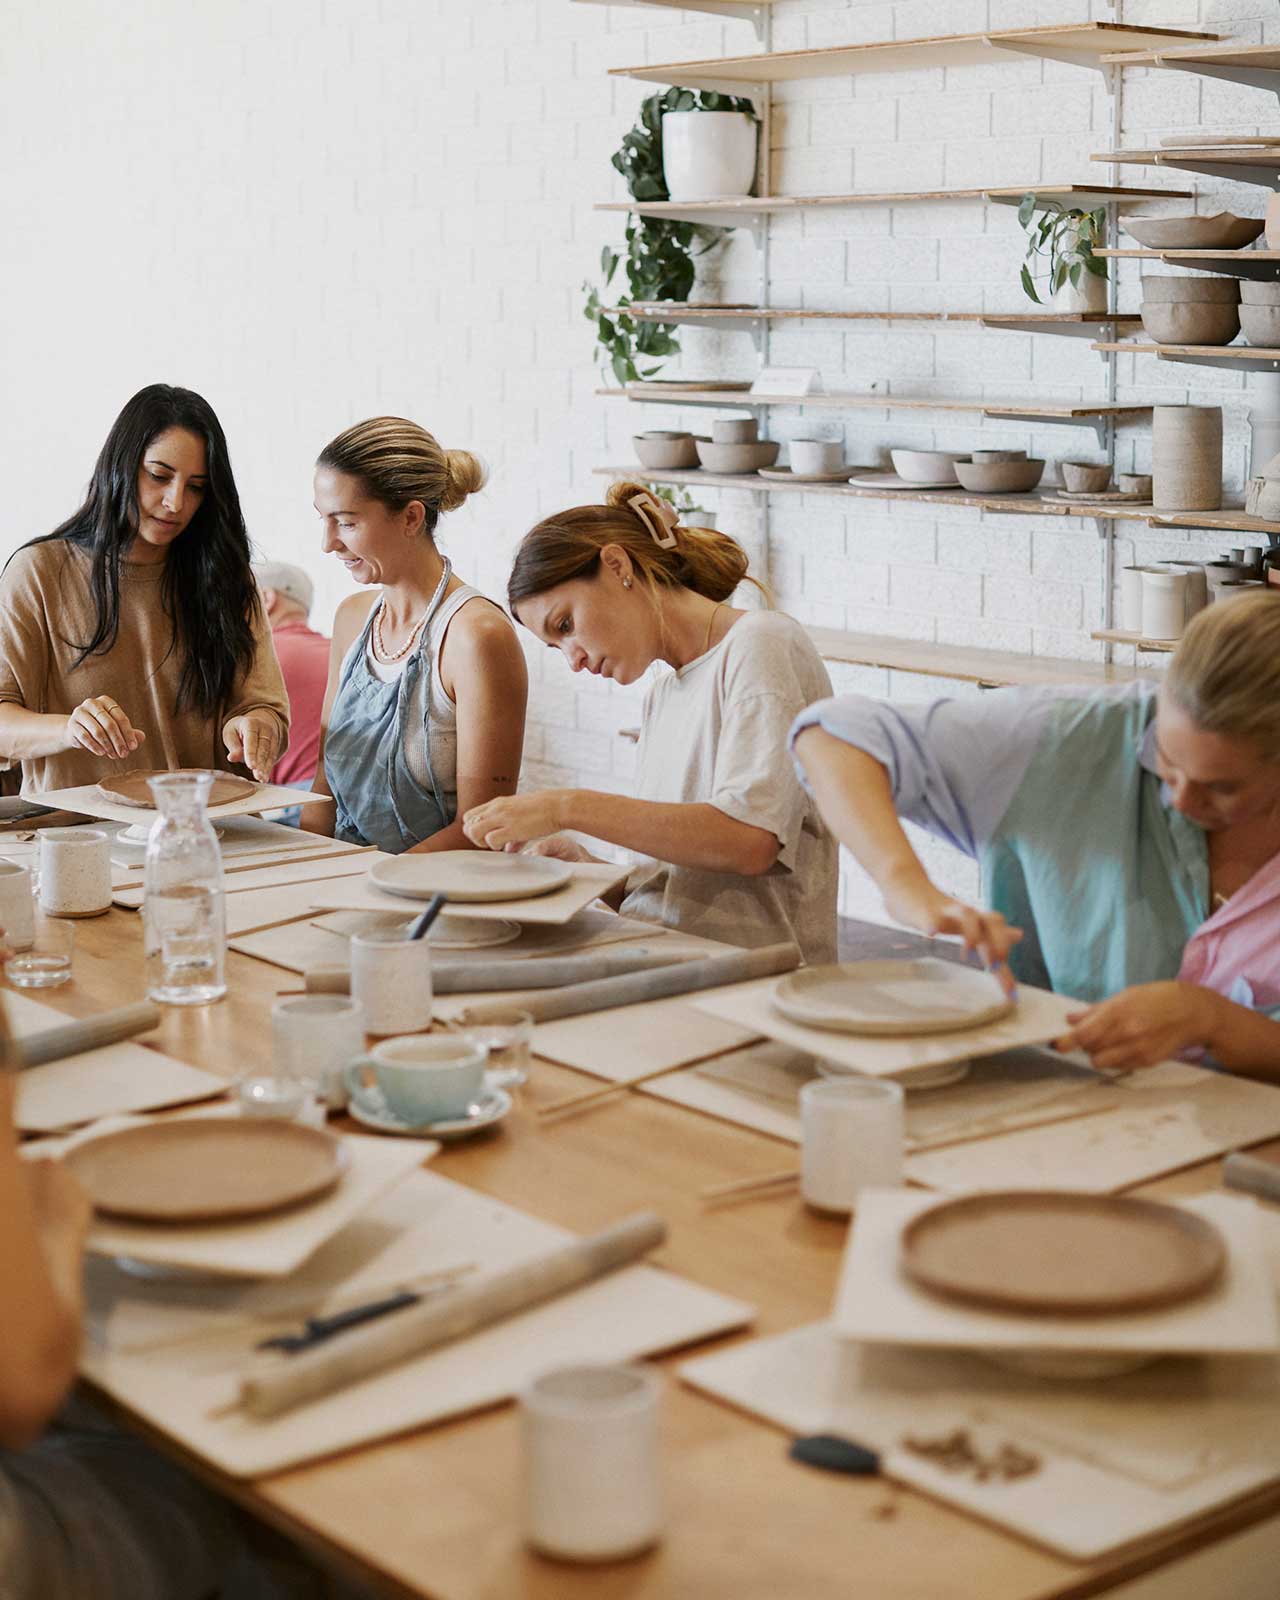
[38,828,111,917]
[350,930,434,1034]
[521,1364,662,1563]
[345,1033,486,1124]
[1165,560,1210,621]
[1140,568,1188,640]
[800,1077,904,1215]
[272,994,367,1109]
[1119,566,1151,632]
[0,862,35,951]
[789,439,844,476]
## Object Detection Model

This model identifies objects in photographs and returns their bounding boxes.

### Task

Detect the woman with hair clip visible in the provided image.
[791,589,1280,1080]
[462,481,838,963]
[303,417,527,853]
[0,385,288,790]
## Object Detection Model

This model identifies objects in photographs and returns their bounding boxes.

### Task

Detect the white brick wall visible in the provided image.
[2,0,1273,926]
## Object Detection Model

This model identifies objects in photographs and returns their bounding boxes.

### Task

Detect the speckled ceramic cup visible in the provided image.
[38,828,111,918]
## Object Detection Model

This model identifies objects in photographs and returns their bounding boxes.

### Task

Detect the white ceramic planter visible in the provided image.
[1051,270,1107,314]
[662,111,757,201]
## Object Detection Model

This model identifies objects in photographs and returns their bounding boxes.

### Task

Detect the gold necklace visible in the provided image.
[703,602,725,656]
[373,602,427,663]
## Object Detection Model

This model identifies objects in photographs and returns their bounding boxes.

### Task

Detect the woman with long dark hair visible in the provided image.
[0,385,288,791]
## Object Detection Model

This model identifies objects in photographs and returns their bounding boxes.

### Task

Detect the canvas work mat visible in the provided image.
[26,1111,434,1278]
[679,1319,1280,1564]
[112,850,381,910]
[8,992,226,1134]
[80,1168,755,1478]
[305,860,630,926]
[692,976,1079,1078]
[26,783,335,827]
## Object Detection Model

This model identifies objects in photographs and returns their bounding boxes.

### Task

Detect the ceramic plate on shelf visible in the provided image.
[1049,489,1151,505]
[97,769,259,808]
[64,1120,348,1223]
[347,1084,513,1142]
[368,851,573,904]
[847,473,953,492]
[757,465,862,484]
[901,1192,1227,1317]
[773,959,1013,1037]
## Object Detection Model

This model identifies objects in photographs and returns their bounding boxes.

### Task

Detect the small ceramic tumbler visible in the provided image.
[350,930,433,1034]
[0,862,35,951]
[38,828,112,917]
[521,1364,662,1563]
[800,1077,904,1215]
[272,994,367,1109]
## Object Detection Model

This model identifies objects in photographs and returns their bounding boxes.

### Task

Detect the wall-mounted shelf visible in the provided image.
[1091,628,1177,653]
[574,0,770,18]
[811,628,1144,688]
[608,25,1218,92]
[1093,339,1280,373]
[603,385,1150,442]
[1093,146,1280,189]
[1095,247,1280,281]
[611,304,1140,340]
[1102,41,1280,103]
[597,183,1188,231]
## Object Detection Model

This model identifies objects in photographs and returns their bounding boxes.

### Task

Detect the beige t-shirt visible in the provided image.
[0,540,290,793]
[622,609,838,964]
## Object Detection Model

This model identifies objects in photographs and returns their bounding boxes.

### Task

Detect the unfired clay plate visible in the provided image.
[369,851,573,904]
[773,959,1013,1037]
[97,769,258,809]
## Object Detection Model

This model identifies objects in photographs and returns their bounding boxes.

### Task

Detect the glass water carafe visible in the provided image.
[143,772,226,1005]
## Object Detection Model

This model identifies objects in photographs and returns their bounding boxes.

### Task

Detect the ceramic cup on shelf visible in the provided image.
[789,439,844,476]
[799,1077,904,1215]
[1164,560,1210,622]
[37,828,111,918]
[521,1364,663,1563]
[1140,568,1189,640]
[1119,566,1154,633]
[350,928,434,1034]
[272,994,367,1110]
[1116,473,1153,498]
[0,862,35,952]
[345,1034,486,1125]
[710,416,758,445]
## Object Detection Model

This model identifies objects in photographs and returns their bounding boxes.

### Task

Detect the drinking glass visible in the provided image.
[5,917,73,988]
[461,1007,533,1087]
[799,1077,904,1215]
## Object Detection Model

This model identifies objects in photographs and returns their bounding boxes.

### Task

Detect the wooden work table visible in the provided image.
[14,890,1280,1600]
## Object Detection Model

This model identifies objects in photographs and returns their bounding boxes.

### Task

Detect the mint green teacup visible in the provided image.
[345,1035,486,1125]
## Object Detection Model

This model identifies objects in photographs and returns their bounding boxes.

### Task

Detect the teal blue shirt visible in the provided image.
[791,683,1210,1003]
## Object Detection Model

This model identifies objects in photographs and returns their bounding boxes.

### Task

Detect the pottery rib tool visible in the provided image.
[458,940,801,1027]
[18,1002,162,1067]
[228,1211,667,1419]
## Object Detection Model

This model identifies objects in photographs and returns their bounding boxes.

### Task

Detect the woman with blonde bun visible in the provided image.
[792,591,1280,1079]
[304,418,527,854]
[463,482,837,963]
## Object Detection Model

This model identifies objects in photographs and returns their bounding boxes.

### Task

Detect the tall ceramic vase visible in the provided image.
[662,111,757,201]
[1152,405,1223,512]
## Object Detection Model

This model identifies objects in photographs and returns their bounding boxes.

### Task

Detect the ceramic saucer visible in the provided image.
[848,473,953,491]
[347,1082,513,1141]
[758,465,861,484]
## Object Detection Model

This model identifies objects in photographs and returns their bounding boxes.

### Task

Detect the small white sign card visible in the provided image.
[749,367,821,397]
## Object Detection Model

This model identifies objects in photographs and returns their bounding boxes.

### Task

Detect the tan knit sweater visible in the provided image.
[0,540,290,793]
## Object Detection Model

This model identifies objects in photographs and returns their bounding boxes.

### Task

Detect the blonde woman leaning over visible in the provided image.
[303,418,527,854]
[792,591,1280,1079]
[463,482,837,963]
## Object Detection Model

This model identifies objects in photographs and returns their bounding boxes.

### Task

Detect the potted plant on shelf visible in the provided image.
[660,88,759,202]
[1016,197,1108,313]
[583,87,756,387]
[654,483,716,530]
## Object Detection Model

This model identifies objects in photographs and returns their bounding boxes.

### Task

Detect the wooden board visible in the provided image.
[615,304,1136,326]
[79,1168,754,1478]
[616,386,1151,421]
[27,782,334,826]
[306,861,630,926]
[112,850,379,910]
[806,628,1143,688]
[599,183,1187,218]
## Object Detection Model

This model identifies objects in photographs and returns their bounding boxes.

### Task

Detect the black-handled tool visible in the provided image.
[408,893,448,942]
[256,1288,422,1355]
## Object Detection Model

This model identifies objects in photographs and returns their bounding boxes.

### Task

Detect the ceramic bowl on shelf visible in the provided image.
[694,438,780,475]
[633,432,701,470]
[1059,461,1112,493]
[1117,473,1153,497]
[953,458,1046,494]
[1140,274,1241,346]
[1121,213,1265,251]
[710,417,759,445]
[969,449,1026,464]
[888,448,970,485]
[1239,280,1280,348]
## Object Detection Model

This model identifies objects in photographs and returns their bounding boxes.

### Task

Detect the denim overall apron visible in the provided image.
[324,561,454,853]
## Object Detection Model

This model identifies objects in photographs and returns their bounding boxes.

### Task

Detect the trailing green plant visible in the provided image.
[651,483,712,522]
[584,87,758,385]
[1016,197,1107,305]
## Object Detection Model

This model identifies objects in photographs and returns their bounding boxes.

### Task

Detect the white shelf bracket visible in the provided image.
[990,40,1119,77]
[1155,156,1280,191]
[1154,60,1280,107]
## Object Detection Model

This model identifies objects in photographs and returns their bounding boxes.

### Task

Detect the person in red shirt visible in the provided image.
[252,563,329,795]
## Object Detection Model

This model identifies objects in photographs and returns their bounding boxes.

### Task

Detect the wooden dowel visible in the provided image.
[18,1002,162,1068]
[536,1043,760,1120]
[700,1168,799,1203]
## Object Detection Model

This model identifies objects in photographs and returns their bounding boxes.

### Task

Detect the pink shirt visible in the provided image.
[270,620,330,786]
[1178,851,1280,1013]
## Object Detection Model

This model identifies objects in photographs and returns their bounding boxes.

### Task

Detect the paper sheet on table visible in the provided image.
[112,850,380,909]
[27,783,335,827]
[109,815,353,871]
[26,1110,435,1277]
[81,1168,755,1477]
[306,860,630,925]
[680,1321,1280,1563]
[7,991,226,1133]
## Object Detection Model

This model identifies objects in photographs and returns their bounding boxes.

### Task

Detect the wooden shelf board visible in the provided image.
[1094,339,1280,371]
[1097,147,1280,167]
[1095,247,1280,279]
[1103,42,1280,70]
[1151,506,1280,536]
[810,627,1145,687]
[574,0,771,13]
[613,304,1139,328]
[605,387,1151,420]
[609,25,1219,87]
[1091,628,1177,653]
[596,183,1188,224]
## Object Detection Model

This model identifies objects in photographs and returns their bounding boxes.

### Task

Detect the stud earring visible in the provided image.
[623,577,632,589]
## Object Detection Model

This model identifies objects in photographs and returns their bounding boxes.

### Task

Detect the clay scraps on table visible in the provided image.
[901,1428,1041,1484]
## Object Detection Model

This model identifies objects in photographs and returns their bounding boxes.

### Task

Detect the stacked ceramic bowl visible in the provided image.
[1140,275,1240,347]
[889,449,969,486]
[1122,213,1264,252]
[953,450,1045,494]
[633,431,701,470]
[694,417,779,475]
[1240,283,1280,348]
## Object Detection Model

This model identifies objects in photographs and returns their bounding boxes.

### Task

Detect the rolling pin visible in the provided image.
[303,944,690,997]
[236,1211,667,1419]
[1223,1152,1280,1206]
[18,1002,162,1068]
